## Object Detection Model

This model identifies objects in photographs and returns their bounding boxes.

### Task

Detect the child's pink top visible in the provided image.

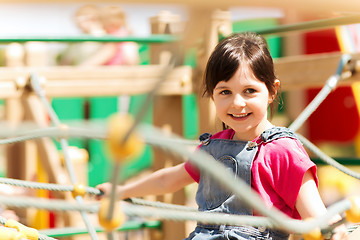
[105,28,135,65]
[184,129,318,220]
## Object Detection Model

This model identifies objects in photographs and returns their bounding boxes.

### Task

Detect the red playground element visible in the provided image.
[304,29,360,143]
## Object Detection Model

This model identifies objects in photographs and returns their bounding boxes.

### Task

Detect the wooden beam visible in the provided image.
[275,52,360,91]
[196,9,232,134]
[0,52,360,99]
[0,65,193,98]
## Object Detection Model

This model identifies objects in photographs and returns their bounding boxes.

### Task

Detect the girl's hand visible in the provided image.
[96,182,125,201]
[1,210,19,221]
[95,182,113,200]
[330,224,348,240]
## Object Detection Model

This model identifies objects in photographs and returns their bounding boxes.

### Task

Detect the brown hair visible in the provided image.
[204,32,278,97]
[99,5,127,30]
[75,4,100,19]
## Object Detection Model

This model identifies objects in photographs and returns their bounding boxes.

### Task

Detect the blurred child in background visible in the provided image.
[58,4,105,66]
[78,5,139,66]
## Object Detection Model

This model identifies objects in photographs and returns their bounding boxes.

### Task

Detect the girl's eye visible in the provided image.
[220,90,231,95]
[245,88,256,94]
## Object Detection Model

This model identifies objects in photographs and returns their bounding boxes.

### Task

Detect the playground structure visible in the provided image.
[2,5,360,240]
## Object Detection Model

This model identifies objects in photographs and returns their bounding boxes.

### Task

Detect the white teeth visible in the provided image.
[232,113,248,118]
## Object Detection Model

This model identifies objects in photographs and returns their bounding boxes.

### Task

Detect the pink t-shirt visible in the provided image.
[105,28,137,66]
[184,129,318,220]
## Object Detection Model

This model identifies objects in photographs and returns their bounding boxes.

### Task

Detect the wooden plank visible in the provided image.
[21,92,70,188]
[275,52,360,90]
[280,9,309,136]
[0,65,193,98]
[0,52,360,98]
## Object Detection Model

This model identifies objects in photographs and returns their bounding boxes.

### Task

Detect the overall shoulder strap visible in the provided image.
[199,133,212,146]
[260,127,298,143]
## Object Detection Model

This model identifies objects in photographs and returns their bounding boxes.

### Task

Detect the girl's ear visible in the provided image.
[269,79,280,103]
[274,79,280,95]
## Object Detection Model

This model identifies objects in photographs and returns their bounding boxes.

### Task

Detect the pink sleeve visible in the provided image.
[184,145,201,183]
[261,138,318,209]
[184,161,200,183]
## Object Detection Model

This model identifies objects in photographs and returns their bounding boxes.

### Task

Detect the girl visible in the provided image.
[97,32,347,240]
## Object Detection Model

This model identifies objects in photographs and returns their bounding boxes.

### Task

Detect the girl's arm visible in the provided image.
[295,170,327,218]
[96,162,195,200]
[295,170,348,240]
[78,43,117,66]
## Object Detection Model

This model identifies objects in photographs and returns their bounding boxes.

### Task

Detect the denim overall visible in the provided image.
[186,127,297,240]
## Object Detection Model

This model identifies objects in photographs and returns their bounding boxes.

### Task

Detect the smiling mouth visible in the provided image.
[230,113,250,118]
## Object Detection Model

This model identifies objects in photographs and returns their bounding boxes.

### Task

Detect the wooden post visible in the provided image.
[195,9,232,134]
[150,11,187,240]
[4,43,30,224]
[150,10,182,65]
[20,91,69,187]
[4,43,26,180]
[280,10,308,136]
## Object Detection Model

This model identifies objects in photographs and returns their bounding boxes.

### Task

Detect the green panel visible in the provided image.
[88,96,118,186]
[52,97,86,148]
[183,94,199,140]
[52,98,85,119]
[183,47,197,68]
[0,34,179,43]
[40,220,161,237]
[88,139,110,186]
[312,157,360,166]
[138,43,150,65]
[88,97,118,119]
[183,48,199,139]
[232,18,282,58]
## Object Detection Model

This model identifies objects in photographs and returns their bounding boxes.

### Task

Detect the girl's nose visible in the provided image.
[233,94,246,108]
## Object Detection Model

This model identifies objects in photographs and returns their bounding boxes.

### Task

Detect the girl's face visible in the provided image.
[212,64,279,141]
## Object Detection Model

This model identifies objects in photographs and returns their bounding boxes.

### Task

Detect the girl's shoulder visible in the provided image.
[199,129,235,141]
[260,135,309,161]
[260,126,298,143]
[264,136,302,148]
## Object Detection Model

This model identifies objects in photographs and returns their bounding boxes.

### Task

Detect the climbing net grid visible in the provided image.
[1,48,360,240]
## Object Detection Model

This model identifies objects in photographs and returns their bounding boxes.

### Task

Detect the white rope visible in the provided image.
[0,194,351,235]
[0,122,357,234]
